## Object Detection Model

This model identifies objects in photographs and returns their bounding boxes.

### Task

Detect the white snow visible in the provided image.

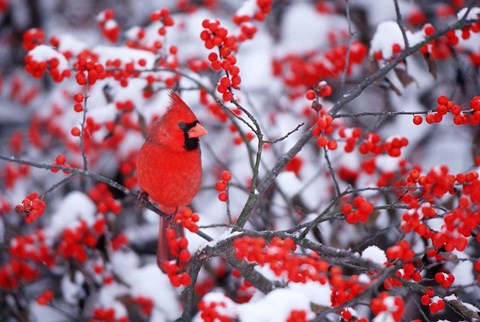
[56,34,88,55]
[289,281,332,307]
[236,288,313,321]
[48,191,96,237]
[457,7,480,20]
[61,271,85,304]
[111,250,141,280]
[277,3,348,54]
[373,312,396,322]
[236,0,257,17]
[370,21,425,60]
[276,171,303,198]
[127,264,182,320]
[361,245,387,266]
[28,45,69,71]
[94,45,156,69]
[98,283,129,318]
[451,260,474,286]
[196,292,238,320]
[30,302,67,322]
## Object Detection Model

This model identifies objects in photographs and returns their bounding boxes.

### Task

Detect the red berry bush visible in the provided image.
[0,0,480,321]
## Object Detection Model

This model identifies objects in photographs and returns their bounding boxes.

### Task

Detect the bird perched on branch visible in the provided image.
[136,92,207,271]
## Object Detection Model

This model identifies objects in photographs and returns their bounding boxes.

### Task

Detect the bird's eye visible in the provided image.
[178,122,187,129]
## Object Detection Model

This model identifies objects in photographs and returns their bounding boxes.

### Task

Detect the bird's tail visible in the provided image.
[157,217,186,273]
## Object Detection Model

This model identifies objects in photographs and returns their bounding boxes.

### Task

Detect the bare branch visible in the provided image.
[323,147,341,197]
[340,0,354,94]
[79,81,90,171]
[264,122,305,144]
[233,16,480,229]
[40,173,77,198]
[0,155,213,242]
[393,0,409,49]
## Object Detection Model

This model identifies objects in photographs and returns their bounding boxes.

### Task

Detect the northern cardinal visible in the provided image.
[136,92,207,270]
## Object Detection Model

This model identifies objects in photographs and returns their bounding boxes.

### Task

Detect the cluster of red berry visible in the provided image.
[15,192,46,224]
[384,262,422,290]
[312,110,338,150]
[305,81,333,100]
[174,207,200,232]
[22,28,44,51]
[24,50,71,82]
[370,292,405,322]
[161,228,192,287]
[72,93,85,112]
[216,170,232,202]
[341,196,374,224]
[133,296,154,317]
[272,41,367,96]
[50,154,71,173]
[0,197,10,215]
[340,308,366,322]
[233,0,272,24]
[0,236,49,290]
[115,99,135,112]
[97,9,121,43]
[286,310,308,322]
[111,234,129,251]
[151,9,174,35]
[413,95,478,125]
[119,153,138,189]
[201,19,241,101]
[36,290,54,306]
[91,307,129,322]
[422,20,480,62]
[57,218,103,262]
[88,183,122,215]
[198,298,233,322]
[420,289,446,314]
[386,240,415,262]
[199,89,228,122]
[73,53,106,86]
[7,76,40,106]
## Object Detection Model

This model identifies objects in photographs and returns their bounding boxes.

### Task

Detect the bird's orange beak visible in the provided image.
[188,123,208,138]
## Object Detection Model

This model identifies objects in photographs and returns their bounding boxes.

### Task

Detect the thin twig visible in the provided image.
[79,81,90,171]
[334,109,467,118]
[312,268,394,321]
[264,122,305,144]
[409,287,432,322]
[40,173,77,198]
[0,155,213,241]
[393,0,410,49]
[234,16,480,229]
[340,0,354,94]
[323,147,341,197]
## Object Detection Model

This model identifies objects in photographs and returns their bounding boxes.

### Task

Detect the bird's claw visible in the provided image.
[135,191,150,206]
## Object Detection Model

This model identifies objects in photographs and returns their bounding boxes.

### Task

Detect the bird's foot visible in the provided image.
[135,191,150,206]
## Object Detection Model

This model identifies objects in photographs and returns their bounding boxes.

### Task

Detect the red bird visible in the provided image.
[136,92,207,270]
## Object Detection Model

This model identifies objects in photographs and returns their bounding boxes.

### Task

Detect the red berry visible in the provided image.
[220,170,232,182]
[424,24,435,36]
[55,154,66,165]
[73,103,83,112]
[215,180,227,191]
[437,95,449,105]
[218,191,228,202]
[71,127,81,137]
[306,89,316,100]
[413,115,423,125]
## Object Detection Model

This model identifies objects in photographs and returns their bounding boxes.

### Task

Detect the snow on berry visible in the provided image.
[361,245,387,266]
[25,45,70,82]
[370,21,424,60]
